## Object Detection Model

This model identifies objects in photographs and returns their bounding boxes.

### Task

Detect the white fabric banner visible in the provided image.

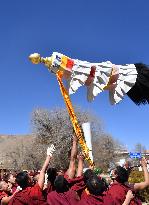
[82,122,93,162]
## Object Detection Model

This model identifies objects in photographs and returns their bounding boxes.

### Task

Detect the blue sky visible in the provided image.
[0,0,149,150]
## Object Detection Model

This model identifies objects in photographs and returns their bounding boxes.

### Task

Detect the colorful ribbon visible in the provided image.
[56,70,94,166]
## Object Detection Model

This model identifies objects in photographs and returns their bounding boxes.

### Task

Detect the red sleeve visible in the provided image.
[0,192,8,201]
[67,176,84,184]
[108,185,126,204]
[103,193,115,205]
[29,183,47,205]
[69,176,85,191]
[30,183,43,199]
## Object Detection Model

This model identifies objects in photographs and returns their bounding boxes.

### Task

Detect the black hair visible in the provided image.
[54,176,69,193]
[16,171,30,189]
[115,166,129,184]
[86,176,106,196]
[84,169,96,182]
[47,167,57,186]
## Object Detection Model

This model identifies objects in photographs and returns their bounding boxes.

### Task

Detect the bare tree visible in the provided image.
[31,107,102,170]
[30,107,123,171]
[93,134,123,171]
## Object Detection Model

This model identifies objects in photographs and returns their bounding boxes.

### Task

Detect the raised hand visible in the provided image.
[47,144,55,157]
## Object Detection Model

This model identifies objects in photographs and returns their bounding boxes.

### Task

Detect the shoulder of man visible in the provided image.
[0,191,8,201]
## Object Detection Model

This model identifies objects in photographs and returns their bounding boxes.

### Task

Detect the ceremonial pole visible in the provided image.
[29,53,94,166]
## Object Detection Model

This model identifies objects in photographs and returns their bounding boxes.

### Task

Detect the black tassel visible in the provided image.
[127,63,149,105]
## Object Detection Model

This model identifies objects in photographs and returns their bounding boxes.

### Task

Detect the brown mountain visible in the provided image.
[0,135,35,169]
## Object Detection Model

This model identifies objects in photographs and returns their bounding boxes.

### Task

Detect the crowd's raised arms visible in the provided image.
[0,134,148,205]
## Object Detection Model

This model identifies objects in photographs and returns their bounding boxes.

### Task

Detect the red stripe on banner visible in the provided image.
[85,66,96,86]
[66,58,74,70]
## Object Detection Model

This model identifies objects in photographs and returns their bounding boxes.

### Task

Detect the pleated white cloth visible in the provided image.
[109,64,138,104]
[48,52,138,105]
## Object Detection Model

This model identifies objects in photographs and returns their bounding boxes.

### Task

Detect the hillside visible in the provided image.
[0,135,35,169]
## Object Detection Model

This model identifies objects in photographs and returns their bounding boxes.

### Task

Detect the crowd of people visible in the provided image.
[0,136,149,205]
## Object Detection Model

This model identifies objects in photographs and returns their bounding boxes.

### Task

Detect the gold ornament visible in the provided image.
[29,53,53,68]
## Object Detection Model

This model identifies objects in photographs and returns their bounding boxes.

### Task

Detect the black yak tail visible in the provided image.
[127,63,149,105]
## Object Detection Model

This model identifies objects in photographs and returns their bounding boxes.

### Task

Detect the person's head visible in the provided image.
[16,171,31,189]
[47,168,57,185]
[56,166,66,176]
[8,174,16,185]
[0,181,9,192]
[54,176,69,193]
[86,176,106,196]
[84,169,96,182]
[112,166,129,184]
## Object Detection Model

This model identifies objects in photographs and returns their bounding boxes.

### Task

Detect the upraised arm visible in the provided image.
[134,158,149,191]
[66,135,78,179]
[38,144,55,190]
[76,152,84,177]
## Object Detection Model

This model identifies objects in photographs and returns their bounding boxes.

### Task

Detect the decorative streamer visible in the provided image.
[56,70,94,166]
